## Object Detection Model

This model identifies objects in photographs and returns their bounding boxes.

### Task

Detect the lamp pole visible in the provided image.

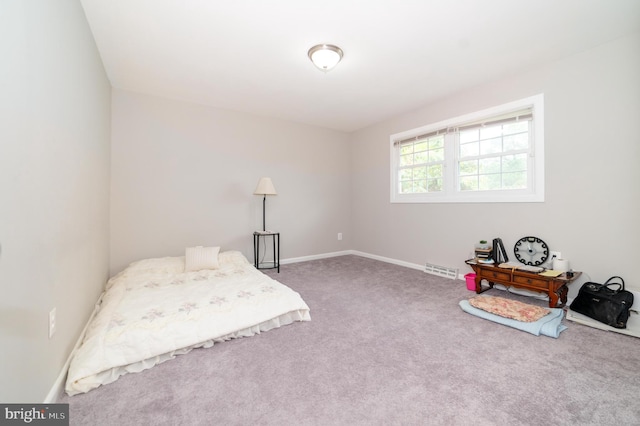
[262,194,266,231]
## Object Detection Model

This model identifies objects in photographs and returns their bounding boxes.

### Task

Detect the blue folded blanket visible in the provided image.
[459,299,567,338]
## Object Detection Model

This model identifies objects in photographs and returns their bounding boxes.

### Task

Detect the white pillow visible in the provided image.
[184,246,220,272]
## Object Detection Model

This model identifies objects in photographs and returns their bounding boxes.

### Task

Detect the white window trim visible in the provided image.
[390,94,544,203]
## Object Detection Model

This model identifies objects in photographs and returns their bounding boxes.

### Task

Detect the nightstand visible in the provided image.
[253,231,280,273]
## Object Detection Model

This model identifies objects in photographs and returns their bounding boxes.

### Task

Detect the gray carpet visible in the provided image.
[59,255,640,425]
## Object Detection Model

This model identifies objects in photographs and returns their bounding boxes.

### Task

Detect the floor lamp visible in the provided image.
[253,177,277,231]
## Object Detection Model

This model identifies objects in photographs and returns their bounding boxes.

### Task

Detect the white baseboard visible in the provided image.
[349,251,425,271]
[283,250,426,272]
[44,294,105,402]
[44,366,67,403]
[281,250,355,264]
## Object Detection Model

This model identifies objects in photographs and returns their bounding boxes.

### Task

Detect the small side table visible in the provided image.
[465,260,581,308]
[253,231,280,273]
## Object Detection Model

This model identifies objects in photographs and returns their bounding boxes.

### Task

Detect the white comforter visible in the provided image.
[66,251,310,395]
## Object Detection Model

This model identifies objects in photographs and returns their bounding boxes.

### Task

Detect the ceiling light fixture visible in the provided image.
[308,44,344,72]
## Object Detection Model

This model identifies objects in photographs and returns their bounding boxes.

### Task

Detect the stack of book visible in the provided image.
[475,247,494,263]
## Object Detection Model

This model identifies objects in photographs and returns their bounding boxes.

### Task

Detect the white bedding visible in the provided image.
[66,251,310,395]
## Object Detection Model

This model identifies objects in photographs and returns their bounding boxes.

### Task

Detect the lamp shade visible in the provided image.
[254,177,277,195]
[308,44,343,72]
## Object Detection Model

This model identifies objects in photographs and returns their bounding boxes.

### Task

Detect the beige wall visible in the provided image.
[0,1,111,402]
[350,33,640,296]
[110,90,351,275]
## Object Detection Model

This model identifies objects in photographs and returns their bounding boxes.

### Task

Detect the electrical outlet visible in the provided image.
[49,308,56,339]
[550,251,562,260]
[337,233,343,241]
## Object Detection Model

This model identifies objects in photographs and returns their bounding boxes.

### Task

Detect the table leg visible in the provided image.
[474,276,493,294]
[548,289,561,308]
[272,234,276,272]
[254,234,259,268]
[475,275,482,293]
[276,234,280,273]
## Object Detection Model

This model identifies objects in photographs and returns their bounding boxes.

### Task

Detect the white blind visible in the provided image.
[394,107,533,146]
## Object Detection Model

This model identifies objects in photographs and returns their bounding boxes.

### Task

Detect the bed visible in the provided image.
[65,249,310,395]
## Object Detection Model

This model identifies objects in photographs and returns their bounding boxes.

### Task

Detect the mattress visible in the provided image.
[66,251,310,395]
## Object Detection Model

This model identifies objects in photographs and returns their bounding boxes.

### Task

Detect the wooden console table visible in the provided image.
[465,260,581,308]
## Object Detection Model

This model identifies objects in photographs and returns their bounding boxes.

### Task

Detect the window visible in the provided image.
[398,134,445,194]
[390,94,544,203]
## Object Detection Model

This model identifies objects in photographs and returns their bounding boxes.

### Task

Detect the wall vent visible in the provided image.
[424,262,458,280]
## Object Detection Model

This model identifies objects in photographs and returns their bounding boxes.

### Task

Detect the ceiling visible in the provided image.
[80,0,640,132]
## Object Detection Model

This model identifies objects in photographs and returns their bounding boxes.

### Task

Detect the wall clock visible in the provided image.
[514,236,549,266]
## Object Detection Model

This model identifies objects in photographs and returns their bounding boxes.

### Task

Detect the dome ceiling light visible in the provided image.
[308,44,344,72]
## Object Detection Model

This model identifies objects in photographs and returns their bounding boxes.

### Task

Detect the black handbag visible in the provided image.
[570,276,634,329]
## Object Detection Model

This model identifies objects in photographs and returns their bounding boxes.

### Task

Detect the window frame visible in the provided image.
[390,94,544,203]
